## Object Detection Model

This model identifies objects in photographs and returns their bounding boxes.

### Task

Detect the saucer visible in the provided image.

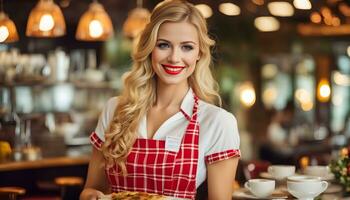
[324,184,342,194]
[232,188,288,199]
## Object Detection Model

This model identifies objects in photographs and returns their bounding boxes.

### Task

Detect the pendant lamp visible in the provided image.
[0,12,19,43]
[123,0,150,39]
[26,0,66,37]
[0,0,18,43]
[76,0,114,41]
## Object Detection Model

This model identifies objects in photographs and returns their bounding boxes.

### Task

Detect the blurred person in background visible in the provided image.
[267,101,295,147]
[260,101,296,164]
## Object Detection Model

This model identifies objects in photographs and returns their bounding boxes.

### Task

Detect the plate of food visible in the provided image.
[99,191,187,200]
[232,188,289,199]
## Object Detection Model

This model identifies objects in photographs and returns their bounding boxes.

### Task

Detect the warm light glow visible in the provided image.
[0,26,9,42]
[295,89,311,104]
[76,1,114,41]
[294,88,314,111]
[320,84,331,98]
[317,79,331,102]
[299,156,310,169]
[254,16,280,32]
[26,0,66,37]
[268,2,294,17]
[295,89,313,111]
[301,101,313,111]
[89,20,103,38]
[310,12,321,23]
[39,14,55,31]
[219,3,240,16]
[195,4,212,18]
[321,7,332,18]
[347,46,350,57]
[332,17,341,26]
[262,64,278,78]
[252,0,264,6]
[293,0,312,10]
[239,82,256,107]
[0,12,19,42]
[262,86,277,107]
[339,3,350,17]
[333,71,350,86]
[123,7,150,38]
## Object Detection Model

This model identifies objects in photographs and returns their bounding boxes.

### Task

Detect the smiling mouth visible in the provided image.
[161,64,185,75]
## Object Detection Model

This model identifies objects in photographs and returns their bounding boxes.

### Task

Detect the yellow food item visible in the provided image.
[0,141,11,161]
[111,191,167,200]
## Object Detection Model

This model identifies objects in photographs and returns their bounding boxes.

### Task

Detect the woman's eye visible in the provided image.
[182,45,194,51]
[157,43,170,49]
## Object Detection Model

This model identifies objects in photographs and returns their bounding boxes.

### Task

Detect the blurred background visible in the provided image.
[0,0,350,199]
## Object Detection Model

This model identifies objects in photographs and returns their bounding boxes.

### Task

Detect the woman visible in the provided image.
[80,1,240,199]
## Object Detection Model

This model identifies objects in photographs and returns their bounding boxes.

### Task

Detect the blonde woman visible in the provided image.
[80,1,240,200]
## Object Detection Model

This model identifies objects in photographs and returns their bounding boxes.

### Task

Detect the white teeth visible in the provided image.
[164,66,183,72]
[163,66,183,72]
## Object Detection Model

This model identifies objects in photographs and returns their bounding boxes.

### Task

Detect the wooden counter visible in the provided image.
[0,156,90,172]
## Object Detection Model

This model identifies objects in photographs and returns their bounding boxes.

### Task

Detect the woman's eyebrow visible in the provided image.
[157,38,197,45]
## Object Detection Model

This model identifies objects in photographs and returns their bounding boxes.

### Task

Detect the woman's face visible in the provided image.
[151,21,200,87]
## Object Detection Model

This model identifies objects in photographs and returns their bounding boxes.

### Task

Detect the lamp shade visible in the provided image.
[76,1,114,41]
[26,0,66,37]
[0,12,19,43]
[123,7,150,38]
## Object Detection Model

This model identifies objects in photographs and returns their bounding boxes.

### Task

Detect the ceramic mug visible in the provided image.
[244,179,275,198]
[287,179,328,200]
[268,165,295,180]
[303,165,329,177]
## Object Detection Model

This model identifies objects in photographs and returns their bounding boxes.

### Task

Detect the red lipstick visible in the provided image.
[162,64,185,75]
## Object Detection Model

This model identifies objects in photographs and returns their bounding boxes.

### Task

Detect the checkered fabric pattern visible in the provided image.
[205,149,241,165]
[90,95,199,199]
[89,95,240,199]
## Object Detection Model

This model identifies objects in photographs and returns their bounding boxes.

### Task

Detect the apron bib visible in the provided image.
[106,95,199,199]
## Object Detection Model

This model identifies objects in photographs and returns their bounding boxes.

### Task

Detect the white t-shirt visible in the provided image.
[92,88,240,188]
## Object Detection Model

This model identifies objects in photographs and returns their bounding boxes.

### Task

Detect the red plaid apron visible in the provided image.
[105,95,199,199]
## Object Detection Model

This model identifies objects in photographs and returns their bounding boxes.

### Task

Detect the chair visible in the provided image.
[0,176,83,200]
[54,176,83,200]
[243,160,270,180]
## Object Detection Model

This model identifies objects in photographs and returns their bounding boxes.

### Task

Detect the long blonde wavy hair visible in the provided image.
[102,0,221,175]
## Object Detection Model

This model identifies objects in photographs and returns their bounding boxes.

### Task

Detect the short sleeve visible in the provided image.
[90,97,118,150]
[205,110,241,164]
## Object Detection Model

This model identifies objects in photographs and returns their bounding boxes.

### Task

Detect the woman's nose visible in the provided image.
[167,48,181,63]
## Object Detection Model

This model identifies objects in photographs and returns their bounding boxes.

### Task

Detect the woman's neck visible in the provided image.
[154,81,189,109]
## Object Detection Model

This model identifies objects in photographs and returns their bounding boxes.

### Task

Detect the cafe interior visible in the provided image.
[0,0,350,199]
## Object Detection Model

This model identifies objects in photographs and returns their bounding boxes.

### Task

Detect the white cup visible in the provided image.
[303,165,329,177]
[244,179,275,198]
[287,179,328,200]
[268,165,295,180]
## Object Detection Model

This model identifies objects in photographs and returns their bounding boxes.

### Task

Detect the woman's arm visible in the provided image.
[207,157,239,200]
[80,147,110,200]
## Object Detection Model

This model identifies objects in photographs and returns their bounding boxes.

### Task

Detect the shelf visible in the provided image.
[0,80,118,90]
[0,155,90,172]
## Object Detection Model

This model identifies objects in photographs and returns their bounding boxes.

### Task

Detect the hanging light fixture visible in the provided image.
[76,0,114,41]
[0,0,18,43]
[123,0,150,39]
[26,0,66,37]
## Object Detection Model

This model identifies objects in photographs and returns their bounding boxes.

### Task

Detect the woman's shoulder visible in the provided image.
[101,96,119,121]
[106,96,119,108]
[198,100,237,125]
